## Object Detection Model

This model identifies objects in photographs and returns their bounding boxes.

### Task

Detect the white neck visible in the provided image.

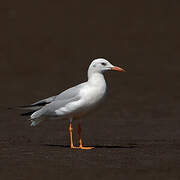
[87,72,106,87]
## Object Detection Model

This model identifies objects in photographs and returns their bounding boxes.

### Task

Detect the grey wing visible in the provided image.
[30,83,85,119]
[54,83,85,101]
[25,82,84,110]
[20,95,56,111]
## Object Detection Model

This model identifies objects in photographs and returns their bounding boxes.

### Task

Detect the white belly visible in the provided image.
[55,74,107,119]
[79,83,106,109]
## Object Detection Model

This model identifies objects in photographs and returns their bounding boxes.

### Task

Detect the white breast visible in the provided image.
[79,73,107,109]
[55,73,107,118]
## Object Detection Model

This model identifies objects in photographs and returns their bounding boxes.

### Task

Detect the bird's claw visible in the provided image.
[79,146,94,150]
[71,146,94,150]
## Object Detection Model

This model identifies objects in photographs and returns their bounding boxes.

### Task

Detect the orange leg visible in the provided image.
[69,122,78,149]
[78,123,94,150]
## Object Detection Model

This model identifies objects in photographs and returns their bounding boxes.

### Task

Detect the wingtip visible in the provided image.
[7,106,30,110]
[21,110,36,116]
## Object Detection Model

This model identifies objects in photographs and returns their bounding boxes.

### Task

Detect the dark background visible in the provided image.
[1,0,180,179]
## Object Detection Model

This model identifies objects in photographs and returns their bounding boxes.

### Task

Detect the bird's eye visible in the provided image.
[101,62,106,66]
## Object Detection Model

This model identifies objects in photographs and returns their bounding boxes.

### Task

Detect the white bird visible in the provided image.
[20,58,125,149]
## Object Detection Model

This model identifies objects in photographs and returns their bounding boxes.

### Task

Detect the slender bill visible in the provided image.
[111,66,125,72]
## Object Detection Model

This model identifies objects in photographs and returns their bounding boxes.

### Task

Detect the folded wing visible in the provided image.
[24,83,85,120]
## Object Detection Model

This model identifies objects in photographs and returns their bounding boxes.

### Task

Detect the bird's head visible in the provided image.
[88,58,125,78]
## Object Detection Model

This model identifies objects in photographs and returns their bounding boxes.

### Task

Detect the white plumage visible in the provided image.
[21,58,125,149]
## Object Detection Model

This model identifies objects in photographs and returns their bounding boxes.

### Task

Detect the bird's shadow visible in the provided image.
[43,144,137,149]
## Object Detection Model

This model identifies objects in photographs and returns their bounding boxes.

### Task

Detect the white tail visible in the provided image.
[31,118,43,126]
[31,108,45,119]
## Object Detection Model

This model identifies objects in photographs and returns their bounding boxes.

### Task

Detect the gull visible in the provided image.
[20,58,125,149]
